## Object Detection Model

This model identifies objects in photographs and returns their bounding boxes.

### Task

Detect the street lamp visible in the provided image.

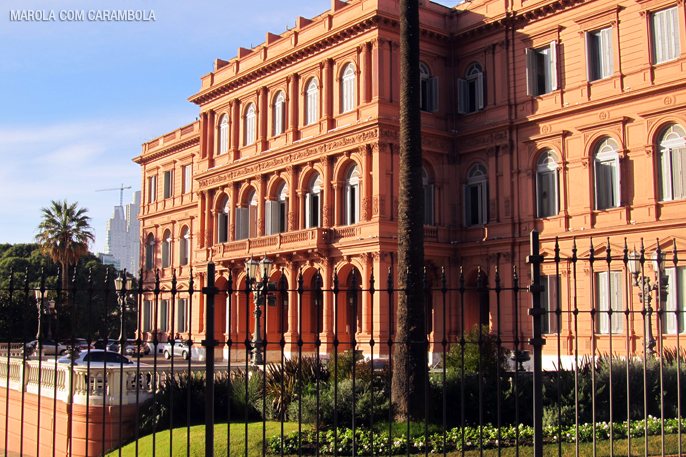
[247,255,272,365]
[627,245,669,356]
[114,270,128,346]
[34,291,56,340]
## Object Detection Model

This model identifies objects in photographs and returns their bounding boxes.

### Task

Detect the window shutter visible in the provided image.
[611,271,623,334]
[660,147,673,201]
[424,184,434,225]
[671,7,681,60]
[429,77,439,112]
[673,147,686,199]
[541,276,550,334]
[457,78,467,114]
[526,48,536,96]
[476,72,484,110]
[550,275,559,333]
[352,185,359,224]
[678,267,686,333]
[480,181,488,225]
[265,201,273,235]
[665,268,678,334]
[585,32,593,81]
[598,272,609,334]
[601,28,614,77]
[549,41,558,91]
[595,162,608,209]
[463,184,470,226]
[654,10,665,63]
[235,207,249,240]
[305,193,311,228]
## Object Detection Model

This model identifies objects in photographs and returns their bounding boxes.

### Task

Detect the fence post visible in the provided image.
[526,230,545,457]
[202,261,218,457]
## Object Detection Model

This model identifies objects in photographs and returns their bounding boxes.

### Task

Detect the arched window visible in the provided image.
[657,124,686,201]
[423,167,435,226]
[179,226,190,266]
[235,190,258,240]
[464,164,488,226]
[267,182,288,235]
[145,234,155,270]
[306,173,322,228]
[344,164,360,225]
[217,197,230,243]
[161,230,171,269]
[273,91,286,137]
[244,103,256,146]
[341,63,356,114]
[458,63,484,114]
[594,138,621,210]
[419,62,438,113]
[218,114,228,155]
[536,151,559,218]
[306,78,319,125]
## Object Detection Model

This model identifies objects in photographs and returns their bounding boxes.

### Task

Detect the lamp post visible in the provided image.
[34,291,56,340]
[114,271,127,347]
[247,255,272,365]
[628,246,669,356]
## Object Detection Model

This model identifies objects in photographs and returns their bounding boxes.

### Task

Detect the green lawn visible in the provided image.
[109,423,686,456]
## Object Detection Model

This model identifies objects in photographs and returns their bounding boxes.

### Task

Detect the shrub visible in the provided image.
[444,325,508,378]
[263,356,329,420]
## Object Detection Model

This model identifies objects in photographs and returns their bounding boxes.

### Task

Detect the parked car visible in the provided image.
[162,340,191,360]
[108,339,150,356]
[70,338,94,352]
[57,349,144,367]
[24,339,67,356]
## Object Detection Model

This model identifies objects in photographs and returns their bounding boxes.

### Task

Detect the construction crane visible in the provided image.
[95,184,132,206]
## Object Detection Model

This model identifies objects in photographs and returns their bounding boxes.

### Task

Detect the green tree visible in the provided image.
[35,200,95,292]
[392,0,426,421]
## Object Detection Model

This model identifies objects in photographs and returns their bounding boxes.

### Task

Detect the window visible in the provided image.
[458,63,484,114]
[658,124,686,201]
[536,151,559,218]
[235,190,258,240]
[163,170,173,199]
[160,299,169,333]
[664,266,686,334]
[341,63,356,113]
[419,63,439,113]
[161,230,171,268]
[586,27,614,81]
[266,182,288,235]
[306,78,319,125]
[652,6,681,64]
[244,103,256,146]
[179,226,189,266]
[217,197,229,243]
[143,300,152,332]
[147,175,157,203]
[182,165,192,194]
[145,234,154,270]
[273,91,285,137]
[305,173,322,228]
[526,41,558,96]
[218,114,228,155]
[344,164,360,225]
[596,271,624,334]
[594,138,621,210]
[177,298,188,333]
[423,167,435,226]
[464,164,488,226]
[541,275,559,334]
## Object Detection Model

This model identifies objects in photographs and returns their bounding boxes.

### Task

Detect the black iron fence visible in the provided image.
[0,231,684,456]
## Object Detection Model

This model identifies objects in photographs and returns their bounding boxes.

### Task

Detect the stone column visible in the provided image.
[322,59,334,131]
[231,99,240,159]
[360,42,371,104]
[287,165,298,231]
[321,156,333,228]
[259,86,268,152]
[288,74,299,141]
[229,183,237,241]
[256,174,265,237]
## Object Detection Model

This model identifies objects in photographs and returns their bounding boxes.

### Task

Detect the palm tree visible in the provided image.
[35,200,95,292]
[392,0,426,421]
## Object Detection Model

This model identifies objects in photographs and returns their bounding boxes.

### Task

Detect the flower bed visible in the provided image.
[267,416,686,455]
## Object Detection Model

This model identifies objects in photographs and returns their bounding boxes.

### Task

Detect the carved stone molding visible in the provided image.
[322,204,331,226]
[360,252,372,264]
[320,155,332,167]
[362,197,370,221]
[288,212,296,231]
[645,145,654,157]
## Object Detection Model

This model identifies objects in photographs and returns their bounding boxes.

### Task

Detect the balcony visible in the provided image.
[213,227,331,259]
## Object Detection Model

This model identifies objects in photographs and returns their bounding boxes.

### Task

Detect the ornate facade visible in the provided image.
[134,0,686,363]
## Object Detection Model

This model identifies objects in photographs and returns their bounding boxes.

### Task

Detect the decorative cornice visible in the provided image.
[196,129,379,189]
[134,137,200,164]
[189,16,380,106]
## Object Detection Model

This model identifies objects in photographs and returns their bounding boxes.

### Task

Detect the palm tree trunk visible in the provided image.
[391,0,426,422]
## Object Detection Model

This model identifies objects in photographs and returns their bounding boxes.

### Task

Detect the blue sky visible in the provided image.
[0,0,451,253]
